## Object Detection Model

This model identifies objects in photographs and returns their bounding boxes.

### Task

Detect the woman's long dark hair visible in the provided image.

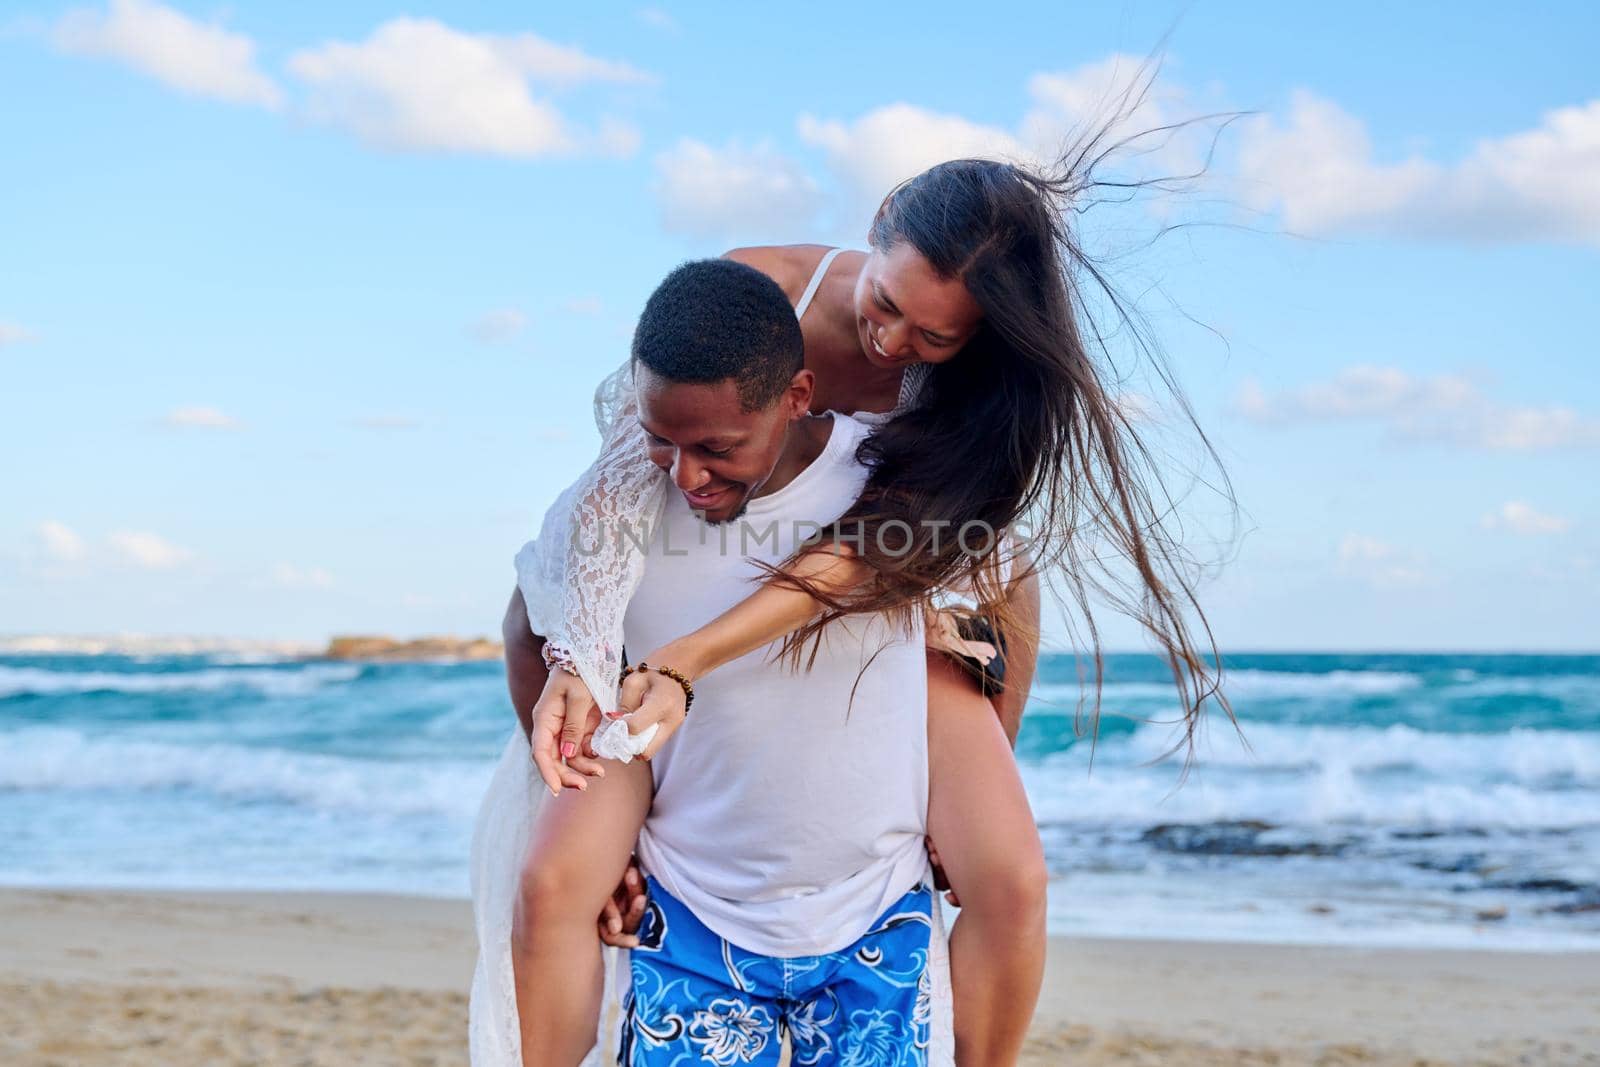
[770,97,1237,752]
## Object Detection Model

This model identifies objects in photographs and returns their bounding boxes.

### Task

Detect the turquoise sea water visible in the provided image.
[1,648,1596,949]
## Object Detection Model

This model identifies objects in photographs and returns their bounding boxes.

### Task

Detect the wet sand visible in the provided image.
[2,888,1595,1065]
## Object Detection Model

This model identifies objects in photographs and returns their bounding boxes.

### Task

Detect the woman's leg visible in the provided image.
[513,758,653,1066]
[927,650,1048,1065]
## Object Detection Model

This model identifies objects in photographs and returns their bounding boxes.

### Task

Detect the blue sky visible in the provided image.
[1,1,1596,650]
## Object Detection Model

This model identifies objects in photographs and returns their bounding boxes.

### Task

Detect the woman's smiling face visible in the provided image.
[852,241,984,369]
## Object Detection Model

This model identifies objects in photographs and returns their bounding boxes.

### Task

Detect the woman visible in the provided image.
[475,146,1226,1067]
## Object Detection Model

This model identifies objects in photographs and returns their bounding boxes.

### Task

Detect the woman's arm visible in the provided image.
[517,359,666,717]
[608,547,867,759]
[657,548,864,679]
[511,358,670,791]
[991,558,1040,747]
[618,546,1038,757]
[504,584,615,796]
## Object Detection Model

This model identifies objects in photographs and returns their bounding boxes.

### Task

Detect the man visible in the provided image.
[497,259,933,1065]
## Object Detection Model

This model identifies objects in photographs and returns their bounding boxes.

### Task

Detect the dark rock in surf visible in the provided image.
[1140,821,1349,858]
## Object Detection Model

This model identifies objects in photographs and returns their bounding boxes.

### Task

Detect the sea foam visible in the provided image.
[0,663,361,698]
[0,726,490,818]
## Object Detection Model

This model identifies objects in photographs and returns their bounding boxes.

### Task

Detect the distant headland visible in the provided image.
[320,635,503,661]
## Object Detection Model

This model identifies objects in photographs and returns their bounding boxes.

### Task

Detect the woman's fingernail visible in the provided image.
[561,741,576,759]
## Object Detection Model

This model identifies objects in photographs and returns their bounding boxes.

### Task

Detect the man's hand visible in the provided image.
[529,671,606,796]
[597,859,649,948]
[927,838,961,907]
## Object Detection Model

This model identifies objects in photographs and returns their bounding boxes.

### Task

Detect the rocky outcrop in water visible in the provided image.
[1140,821,1352,858]
[321,635,502,661]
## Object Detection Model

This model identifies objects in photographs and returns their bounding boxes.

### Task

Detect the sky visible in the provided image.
[1,0,1597,651]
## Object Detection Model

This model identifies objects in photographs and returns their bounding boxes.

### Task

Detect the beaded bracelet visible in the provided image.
[618,661,694,715]
[540,640,580,677]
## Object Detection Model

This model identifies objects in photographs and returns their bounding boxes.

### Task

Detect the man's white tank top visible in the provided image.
[628,414,930,957]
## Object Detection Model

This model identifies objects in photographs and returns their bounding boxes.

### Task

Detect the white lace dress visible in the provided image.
[468,252,951,1066]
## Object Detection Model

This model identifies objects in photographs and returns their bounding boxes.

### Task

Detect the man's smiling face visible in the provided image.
[635,364,804,524]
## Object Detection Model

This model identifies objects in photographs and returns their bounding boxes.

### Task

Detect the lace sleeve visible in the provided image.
[513,360,667,715]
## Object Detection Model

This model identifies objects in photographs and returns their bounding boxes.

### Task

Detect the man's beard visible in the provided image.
[704,497,751,525]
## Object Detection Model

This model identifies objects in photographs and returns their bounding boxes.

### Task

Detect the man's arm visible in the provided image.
[502,586,550,741]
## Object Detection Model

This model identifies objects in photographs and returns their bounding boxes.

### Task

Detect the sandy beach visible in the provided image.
[1,888,1595,1066]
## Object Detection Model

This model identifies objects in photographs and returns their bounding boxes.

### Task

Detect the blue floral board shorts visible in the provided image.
[620,876,934,1066]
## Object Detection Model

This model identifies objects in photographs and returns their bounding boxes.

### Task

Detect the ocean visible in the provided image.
[1,646,1596,950]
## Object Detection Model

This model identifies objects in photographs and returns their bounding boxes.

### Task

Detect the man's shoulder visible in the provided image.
[822,411,870,461]
[795,412,868,475]
[796,414,872,511]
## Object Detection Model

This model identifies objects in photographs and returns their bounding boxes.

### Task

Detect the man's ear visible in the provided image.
[785,368,816,418]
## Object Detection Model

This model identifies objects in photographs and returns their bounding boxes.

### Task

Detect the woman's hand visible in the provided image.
[597,858,649,948]
[529,671,608,796]
[612,659,691,761]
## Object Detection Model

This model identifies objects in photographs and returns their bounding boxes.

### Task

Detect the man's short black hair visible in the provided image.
[631,258,804,411]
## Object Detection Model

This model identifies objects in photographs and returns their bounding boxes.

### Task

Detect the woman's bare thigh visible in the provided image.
[521,757,653,914]
[924,652,1044,902]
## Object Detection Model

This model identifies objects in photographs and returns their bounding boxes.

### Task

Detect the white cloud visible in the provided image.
[0,322,36,347]
[270,562,334,589]
[53,0,282,109]
[1240,92,1600,246]
[1337,533,1427,588]
[1478,407,1600,451]
[637,8,678,32]
[161,405,240,430]
[1019,53,1195,158]
[36,520,86,562]
[287,17,648,158]
[488,31,653,89]
[794,55,1202,223]
[650,55,1204,241]
[470,308,528,343]
[655,139,824,238]
[747,62,1597,249]
[593,115,642,157]
[1237,365,1474,421]
[107,530,191,570]
[798,105,1025,217]
[1235,365,1600,451]
[561,295,604,316]
[1481,502,1572,536]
